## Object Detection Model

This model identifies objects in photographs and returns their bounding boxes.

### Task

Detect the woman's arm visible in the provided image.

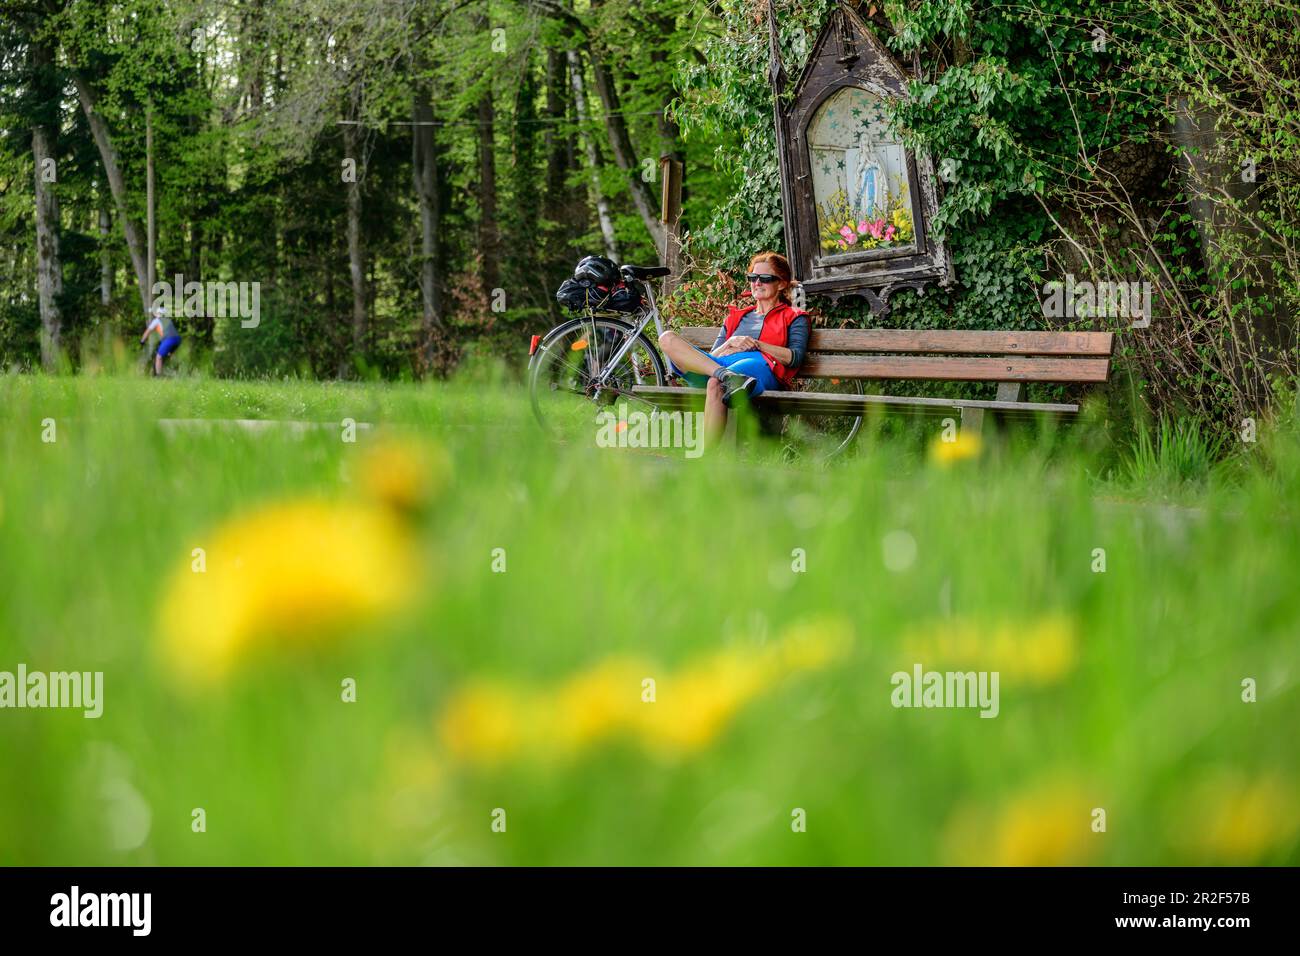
[755,339,793,365]
[782,315,810,368]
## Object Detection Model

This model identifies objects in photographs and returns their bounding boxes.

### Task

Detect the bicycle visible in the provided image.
[527,263,863,460]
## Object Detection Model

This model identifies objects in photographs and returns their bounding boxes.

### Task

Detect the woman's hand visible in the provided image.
[711,334,762,358]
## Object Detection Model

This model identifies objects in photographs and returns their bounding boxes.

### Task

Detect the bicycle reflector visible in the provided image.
[529,334,540,356]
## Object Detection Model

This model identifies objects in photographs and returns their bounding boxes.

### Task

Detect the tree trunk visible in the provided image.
[1172,96,1287,400]
[412,85,445,360]
[568,50,620,263]
[543,47,578,318]
[189,217,212,345]
[33,124,62,368]
[342,118,367,367]
[510,51,541,300]
[146,106,156,304]
[543,51,571,217]
[72,70,151,316]
[99,199,112,306]
[587,55,665,257]
[31,34,62,368]
[475,20,500,295]
[649,13,685,234]
[242,0,266,110]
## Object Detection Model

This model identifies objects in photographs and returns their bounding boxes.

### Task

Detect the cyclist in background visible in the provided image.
[141,303,182,376]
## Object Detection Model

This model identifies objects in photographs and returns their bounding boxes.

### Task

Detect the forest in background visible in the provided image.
[2,0,1297,433]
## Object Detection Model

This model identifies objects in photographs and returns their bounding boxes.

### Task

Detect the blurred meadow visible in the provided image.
[1,369,1298,866]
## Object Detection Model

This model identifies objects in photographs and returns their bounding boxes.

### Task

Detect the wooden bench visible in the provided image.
[633,327,1114,436]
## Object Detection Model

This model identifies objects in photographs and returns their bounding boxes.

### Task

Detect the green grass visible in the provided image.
[1,371,1297,865]
[1118,416,1226,491]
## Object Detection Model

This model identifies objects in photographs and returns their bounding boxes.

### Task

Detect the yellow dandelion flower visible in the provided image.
[1014,615,1078,683]
[929,429,982,465]
[1171,771,1299,862]
[435,616,854,767]
[552,658,652,753]
[943,778,1099,866]
[357,438,451,514]
[438,682,531,766]
[650,616,854,754]
[901,613,1078,687]
[636,651,770,754]
[158,498,420,686]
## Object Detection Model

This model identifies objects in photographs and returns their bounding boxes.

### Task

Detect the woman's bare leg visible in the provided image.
[703,377,728,448]
[659,330,722,376]
[659,332,729,450]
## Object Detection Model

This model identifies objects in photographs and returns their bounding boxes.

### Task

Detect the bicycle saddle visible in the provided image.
[620,264,671,280]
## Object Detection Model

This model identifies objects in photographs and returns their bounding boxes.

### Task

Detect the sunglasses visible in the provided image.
[746,273,781,284]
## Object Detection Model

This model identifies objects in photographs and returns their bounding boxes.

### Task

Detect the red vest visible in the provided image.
[722,299,808,386]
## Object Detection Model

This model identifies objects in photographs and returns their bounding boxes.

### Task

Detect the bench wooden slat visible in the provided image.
[631,385,1079,416]
[800,355,1109,383]
[679,327,1113,357]
[649,324,1109,437]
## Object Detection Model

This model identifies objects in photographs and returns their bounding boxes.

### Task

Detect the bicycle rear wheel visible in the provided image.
[528,315,667,444]
[772,377,866,464]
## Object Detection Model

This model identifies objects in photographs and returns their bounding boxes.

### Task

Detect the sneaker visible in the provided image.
[717,369,757,408]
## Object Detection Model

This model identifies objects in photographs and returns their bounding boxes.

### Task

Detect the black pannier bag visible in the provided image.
[604,283,643,313]
[555,277,606,312]
[555,265,644,314]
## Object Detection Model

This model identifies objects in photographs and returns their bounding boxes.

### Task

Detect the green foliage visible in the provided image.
[884,218,1047,330]
[213,302,313,380]
[0,301,40,370]
[676,0,1297,437]
[676,0,832,267]
[1119,415,1227,491]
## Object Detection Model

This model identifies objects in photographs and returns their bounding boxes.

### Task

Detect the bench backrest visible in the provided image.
[679,327,1114,384]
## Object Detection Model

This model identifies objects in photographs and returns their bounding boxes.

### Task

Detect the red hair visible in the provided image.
[747,251,798,304]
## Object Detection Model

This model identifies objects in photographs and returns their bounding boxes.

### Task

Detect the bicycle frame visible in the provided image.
[532,278,666,395]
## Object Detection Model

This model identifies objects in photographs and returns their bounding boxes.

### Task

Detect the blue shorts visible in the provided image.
[669,345,780,397]
[157,334,182,358]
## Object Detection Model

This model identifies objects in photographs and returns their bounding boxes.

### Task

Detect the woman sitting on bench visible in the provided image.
[658,251,811,446]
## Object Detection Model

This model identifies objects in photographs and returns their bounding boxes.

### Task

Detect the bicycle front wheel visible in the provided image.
[528,315,667,444]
